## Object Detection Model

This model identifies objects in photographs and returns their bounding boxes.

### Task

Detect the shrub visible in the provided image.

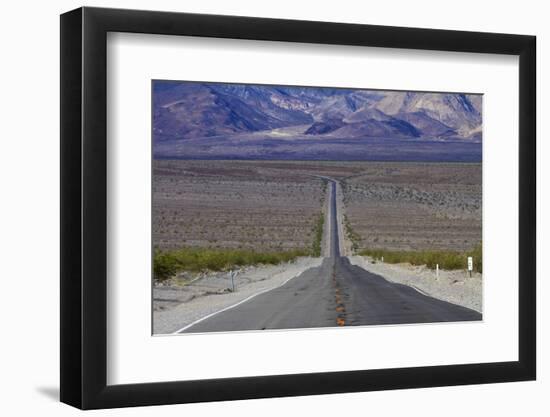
[311,213,324,257]
[343,215,361,253]
[153,251,179,281]
[153,247,309,281]
[359,242,482,273]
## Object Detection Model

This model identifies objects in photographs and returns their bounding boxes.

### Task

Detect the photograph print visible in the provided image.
[152,80,483,335]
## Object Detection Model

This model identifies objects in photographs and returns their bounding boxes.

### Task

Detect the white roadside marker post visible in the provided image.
[467,256,473,278]
[229,270,236,292]
[436,263,439,280]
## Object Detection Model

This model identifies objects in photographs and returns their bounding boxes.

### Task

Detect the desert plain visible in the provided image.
[153,159,481,254]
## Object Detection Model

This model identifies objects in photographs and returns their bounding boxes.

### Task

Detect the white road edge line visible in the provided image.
[172,262,319,334]
[346,256,432,297]
[408,284,431,297]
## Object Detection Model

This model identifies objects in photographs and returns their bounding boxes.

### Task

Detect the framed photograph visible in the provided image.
[60,7,536,409]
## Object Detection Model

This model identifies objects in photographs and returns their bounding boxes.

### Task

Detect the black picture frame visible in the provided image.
[60,6,536,410]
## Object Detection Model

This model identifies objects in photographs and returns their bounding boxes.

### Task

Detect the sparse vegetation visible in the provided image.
[359,243,482,272]
[153,160,326,252]
[320,178,328,193]
[342,162,482,253]
[311,213,324,257]
[343,214,361,253]
[153,247,309,281]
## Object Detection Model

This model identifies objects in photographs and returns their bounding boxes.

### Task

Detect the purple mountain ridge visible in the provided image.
[152,81,482,162]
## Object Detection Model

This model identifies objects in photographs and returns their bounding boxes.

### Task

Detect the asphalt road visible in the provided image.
[182,179,481,333]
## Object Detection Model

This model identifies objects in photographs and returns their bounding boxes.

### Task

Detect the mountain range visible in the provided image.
[153,81,482,161]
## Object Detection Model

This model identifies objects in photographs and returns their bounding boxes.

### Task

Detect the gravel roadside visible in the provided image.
[347,255,482,313]
[153,256,323,334]
[336,180,352,256]
[320,179,331,258]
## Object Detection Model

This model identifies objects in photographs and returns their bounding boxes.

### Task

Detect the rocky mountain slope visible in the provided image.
[153,81,482,143]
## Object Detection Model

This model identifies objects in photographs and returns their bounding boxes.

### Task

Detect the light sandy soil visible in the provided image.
[153,256,322,334]
[348,255,482,313]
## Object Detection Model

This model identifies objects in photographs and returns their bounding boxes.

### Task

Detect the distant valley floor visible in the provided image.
[154,131,482,162]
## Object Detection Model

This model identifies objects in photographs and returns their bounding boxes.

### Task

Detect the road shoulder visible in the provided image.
[153,257,323,334]
[347,255,482,313]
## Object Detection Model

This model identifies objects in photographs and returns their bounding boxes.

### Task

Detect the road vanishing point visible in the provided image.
[180,178,481,333]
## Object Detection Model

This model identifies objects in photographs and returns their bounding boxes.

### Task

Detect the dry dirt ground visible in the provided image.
[340,162,482,252]
[154,160,481,254]
[153,160,328,252]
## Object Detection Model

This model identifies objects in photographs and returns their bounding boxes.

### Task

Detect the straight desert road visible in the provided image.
[180,179,481,334]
